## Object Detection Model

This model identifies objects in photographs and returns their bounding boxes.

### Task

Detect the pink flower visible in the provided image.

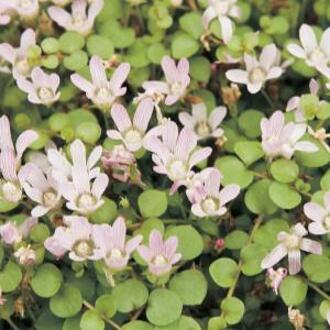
[179,102,227,140]
[261,111,318,160]
[48,0,103,36]
[143,121,212,190]
[0,217,38,245]
[304,192,330,235]
[16,67,61,106]
[286,79,323,122]
[0,115,38,203]
[266,267,287,295]
[0,3,12,25]
[202,0,241,44]
[137,230,181,277]
[107,99,154,152]
[190,168,240,218]
[20,163,62,218]
[287,24,330,77]
[44,216,104,262]
[0,28,37,78]
[14,245,37,266]
[226,44,284,94]
[261,223,322,275]
[92,217,142,271]
[142,56,190,106]
[1,0,39,21]
[71,56,130,110]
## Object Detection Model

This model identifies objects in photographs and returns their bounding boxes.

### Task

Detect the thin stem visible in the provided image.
[6,318,21,330]
[261,89,275,111]
[83,300,122,330]
[308,282,330,301]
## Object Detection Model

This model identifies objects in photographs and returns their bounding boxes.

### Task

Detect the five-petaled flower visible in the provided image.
[261,223,322,275]
[0,0,39,21]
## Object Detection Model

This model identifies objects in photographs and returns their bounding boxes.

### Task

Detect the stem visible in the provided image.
[261,89,275,111]
[308,282,330,300]
[6,318,20,330]
[83,300,122,330]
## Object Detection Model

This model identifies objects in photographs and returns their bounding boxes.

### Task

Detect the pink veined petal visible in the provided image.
[164,236,178,259]
[208,106,227,130]
[260,118,270,137]
[44,236,67,258]
[177,58,189,81]
[188,147,212,168]
[244,53,259,71]
[90,55,107,87]
[125,234,143,254]
[299,24,318,53]
[149,230,164,255]
[91,173,108,199]
[219,15,233,44]
[192,103,207,122]
[20,163,49,191]
[259,44,277,71]
[178,112,194,129]
[324,191,330,212]
[266,67,283,80]
[175,127,197,161]
[19,217,38,238]
[31,205,50,218]
[225,69,248,84]
[109,62,130,93]
[293,223,308,237]
[111,216,126,249]
[261,243,287,269]
[165,94,179,106]
[170,253,182,265]
[106,129,123,140]
[137,245,153,263]
[48,6,72,29]
[309,78,320,95]
[0,43,15,63]
[162,120,179,152]
[20,29,36,52]
[31,67,49,89]
[308,222,328,235]
[219,184,240,205]
[286,96,300,112]
[142,81,169,94]
[269,111,285,137]
[294,141,318,153]
[0,115,14,151]
[110,103,132,133]
[49,73,61,93]
[247,81,263,94]
[202,6,216,29]
[87,146,102,170]
[287,44,306,59]
[17,129,39,159]
[87,0,103,20]
[0,151,17,181]
[212,128,224,138]
[143,136,170,164]
[204,168,221,196]
[92,224,112,252]
[300,238,322,255]
[288,249,301,275]
[304,202,327,222]
[22,184,43,203]
[321,27,330,56]
[16,76,34,94]
[149,263,171,277]
[161,56,178,84]
[60,182,77,202]
[70,73,94,94]
[191,203,207,218]
[133,98,154,133]
[72,0,87,17]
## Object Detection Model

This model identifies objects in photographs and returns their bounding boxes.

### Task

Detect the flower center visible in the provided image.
[284,234,300,250]
[74,240,93,258]
[124,129,142,145]
[15,59,31,76]
[38,87,54,101]
[171,81,183,96]
[20,0,33,8]
[324,216,330,231]
[310,48,326,63]
[249,67,266,84]
[152,255,167,266]
[168,159,187,181]
[77,193,96,209]
[1,181,22,203]
[195,121,211,137]
[202,197,218,214]
[73,14,86,27]
[108,248,124,260]
[95,87,112,102]
[43,190,58,208]
[214,2,230,16]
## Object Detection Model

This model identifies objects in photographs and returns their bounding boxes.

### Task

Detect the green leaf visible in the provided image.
[41,37,59,54]
[209,258,238,288]
[95,294,116,318]
[270,159,299,183]
[215,156,253,188]
[279,276,308,306]
[49,284,82,318]
[0,261,22,293]
[321,170,330,190]
[244,179,278,215]
[146,288,183,326]
[154,316,201,330]
[302,255,330,283]
[240,244,268,276]
[112,279,148,313]
[31,264,63,298]
[126,39,150,68]
[122,321,153,330]
[224,230,249,250]
[319,300,330,321]
[189,56,211,83]
[59,32,85,54]
[165,225,204,261]
[234,141,264,166]
[0,200,18,213]
[221,297,245,325]
[138,190,168,218]
[179,12,204,39]
[269,182,302,209]
[208,316,227,330]
[63,315,81,330]
[317,102,330,119]
[80,310,105,330]
[63,50,88,71]
[169,270,207,306]
[86,35,114,59]
[36,308,63,330]
[147,43,169,64]
[238,110,264,138]
[30,223,50,242]
[171,33,199,59]
[90,197,118,224]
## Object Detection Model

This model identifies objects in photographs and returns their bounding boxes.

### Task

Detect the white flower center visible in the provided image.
[95,87,112,102]
[73,14,86,27]
[283,234,300,250]
[124,129,142,145]
[20,0,33,8]
[214,2,230,16]
[324,216,330,231]
[2,181,22,203]
[43,190,58,208]
[195,121,211,137]
[109,248,123,260]
[249,67,266,84]
[38,87,54,101]
[152,255,167,266]
[167,159,187,181]
[15,59,31,76]
[310,48,326,63]
[74,240,93,258]
[202,197,218,214]
[77,193,96,209]
[171,81,184,96]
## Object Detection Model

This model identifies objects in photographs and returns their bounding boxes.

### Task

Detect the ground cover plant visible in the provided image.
[0,0,329,329]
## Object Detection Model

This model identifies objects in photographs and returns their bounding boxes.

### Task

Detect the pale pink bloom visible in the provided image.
[286,79,323,122]
[20,163,62,218]
[1,0,39,21]
[266,267,287,295]
[261,111,318,160]
[107,99,154,152]
[190,168,240,218]
[226,44,284,94]
[261,223,322,275]
[0,115,38,203]
[185,169,213,204]
[143,121,212,190]
[287,24,330,77]
[14,245,37,266]
[304,192,330,235]
[71,56,130,110]
[0,217,37,245]
[142,56,190,106]
[101,144,141,183]
[16,67,61,106]
[179,103,227,140]
[55,140,109,215]
[0,28,37,79]
[93,217,142,271]
[48,0,103,36]
[44,216,104,262]
[137,230,181,277]
[27,141,57,174]
[0,3,12,25]
[202,0,241,44]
